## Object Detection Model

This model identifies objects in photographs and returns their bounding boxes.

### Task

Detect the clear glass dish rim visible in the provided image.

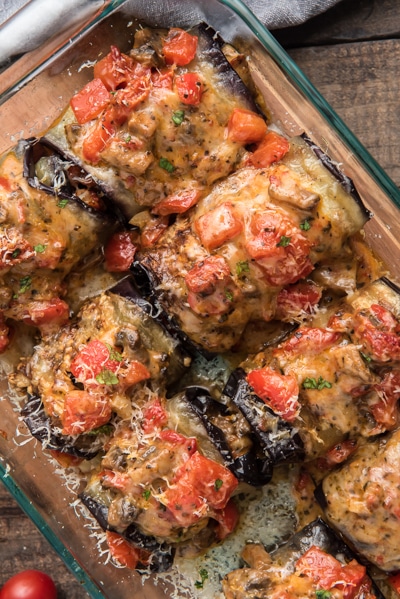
[1,0,400,596]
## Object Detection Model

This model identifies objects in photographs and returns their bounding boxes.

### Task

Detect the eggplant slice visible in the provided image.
[222,518,385,599]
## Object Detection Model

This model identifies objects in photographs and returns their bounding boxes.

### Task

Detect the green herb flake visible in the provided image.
[276,235,291,247]
[225,289,234,302]
[11,248,21,259]
[95,369,119,385]
[125,135,132,143]
[172,109,185,125]
[300,219,312,231]
[33,244,46,254]
[19,275,32,294]
[236,260,250,276]
[303,376,333,390]
[142,489,151,501]
[58,199,69,208]
[159,157,175,173]
[106,343,123,362]
[214,478,223,491]
[360,351,372,363]
[86,424,113,436]
[194,568,209,589]
[316,591,331,599]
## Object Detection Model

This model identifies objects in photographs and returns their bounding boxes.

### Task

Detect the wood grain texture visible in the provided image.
[0,0,398,596]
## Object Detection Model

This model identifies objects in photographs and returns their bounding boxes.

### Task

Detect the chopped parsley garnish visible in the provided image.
[276,235,291,247]
[142,489,151,501]
[225,289,234,302]
[172,109,185,125]
[11,248,21,259]
[95,369,119,385]
[106,343,123,362]
[33,244,46,253]
[194,568,209,589]
[360,351,372,363]
[159,157,175,173]
[316,591,331,599]
[236,260,250,276]
[303,376,333,390]
[86,424,113,436]
[19,275,32,294]
[300,219,312,231]
[214,478,223,491]
[125,135,132,143]
[58,198,69,208]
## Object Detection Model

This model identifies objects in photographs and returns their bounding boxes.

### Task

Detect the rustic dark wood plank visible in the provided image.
[285,38,400,186]
[0,481,89,598]
[274,0,400,47]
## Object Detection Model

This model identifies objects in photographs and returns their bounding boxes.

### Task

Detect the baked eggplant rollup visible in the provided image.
[135,135,370,353]
[318,426,400,573]
[45,24,263,219]
[12,285,189,456]
[229,279,400,461]
[0,141,115,353]
[222,517,384,599]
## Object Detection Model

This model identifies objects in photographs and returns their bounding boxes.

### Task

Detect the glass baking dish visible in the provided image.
[1,0,400,598]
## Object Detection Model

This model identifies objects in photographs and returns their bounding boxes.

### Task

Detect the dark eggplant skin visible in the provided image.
[129,261,215,360]
[301,133,372,220]
[183,386,272,487]
[21,395,105,459]
[223,369,305,466]
[21,137,126,222]
[79,492,175,573]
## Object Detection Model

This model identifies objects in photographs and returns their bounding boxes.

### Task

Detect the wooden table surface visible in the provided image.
[1,0,399,596]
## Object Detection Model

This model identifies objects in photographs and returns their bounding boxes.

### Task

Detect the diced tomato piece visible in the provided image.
[245,209,313,286]
[0,175,12,191]
[185,255,231,295]
[20,298,70,328]
[175,72,203,105]
[296,546,367,599]
[94,46,136,91]
[100,469,131,491]
[140,215,169,248]
[276,281,322,319]
[163,451,238,527]
[70,339,121,383]
[82,107,116,163]
[227,108,267,144]
[194,202,243,250]
[61,390,111,435]
[151,68,174,89]
[276,327,342,356]
[162,28,198,66]
[389,572,400,594]
[152,188,201,216]
[353,304,400,362]
[0,313,10,354]
[247,366,300,421]
[317,439,358,470]
[70,78,110,124]
[250,130,290,168]
[142,398,168,433]
[104,231,137,272]
[112,74,151,114]
[214,498,240,540]
[159,429,197,457]
[106,531,143,570]
[49,450,83,468]
[370,369,400,429]
[120,360,150,388]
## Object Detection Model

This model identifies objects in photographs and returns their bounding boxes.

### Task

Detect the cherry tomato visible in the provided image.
[106,531,142,570]
[70,78,110,124]
[194,202,243,250]
[104,231,137,272]
[175,72,203,105]
[227,108,267,144]
[93,46,136,91]
[140,215,169,248]
[275,281,322,319]
[70,339,121,382]
[61,390,111,435]
[276,327,342,357]
[352,304,400,362]
[152,188,201,216]
[0,570,57,599]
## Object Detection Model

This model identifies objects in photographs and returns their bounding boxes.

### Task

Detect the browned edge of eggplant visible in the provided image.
[78,493,175,573]
[301,133,372,220]
[183,386,272,487]
[21,136,127,223]
[21,394,107,459]
[222,368,305,466]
